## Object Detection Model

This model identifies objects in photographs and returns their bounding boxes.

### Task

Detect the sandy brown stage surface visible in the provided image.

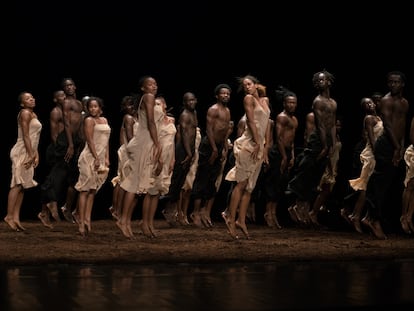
[1,218,414,266]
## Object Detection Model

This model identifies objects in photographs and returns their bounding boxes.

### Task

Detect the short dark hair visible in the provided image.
[214,83,232,95]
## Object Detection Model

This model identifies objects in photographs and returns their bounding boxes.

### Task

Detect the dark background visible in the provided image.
[3,1,413,220]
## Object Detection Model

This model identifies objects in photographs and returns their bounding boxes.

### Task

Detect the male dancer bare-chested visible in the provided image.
[38,90,66,227]
[162,92,198,225]
[363,71,409,239]
[59,78,85,223]
[190,84,232,227]
[263,86,298,229]
[286,70,337,226]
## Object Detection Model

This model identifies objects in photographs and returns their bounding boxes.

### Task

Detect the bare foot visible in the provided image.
[400,216,412,234]
[139,221,154,238]
[4,217,19,231]
[46,203,61,222]
[349,214,363,234]
[149,226,157,238]
[109,206,119,221]
[408,219,414,233]
[235,221,250,239]
[162,208,177,227]
[200,211,213,228]
[272,212,282,229]
[288,205,299,224]
[78,224,87,237]
[264,212,275,228]
[61,206,75,223]
[15,222,26,231]
[361,217,387,240]
[72,211,80,225]
[190,212,204,228]
[38,212,54,229]
[85,220,91,233]
[298,204,310,225]
[221,211,238,239]
[340,208,352,226]
[177,211,190,226]
[308,210,322,228]
[116,220,132,239]
[247,204,256,223]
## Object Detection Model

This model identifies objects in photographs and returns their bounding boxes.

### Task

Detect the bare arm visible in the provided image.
[143,93,161,165]
[123,114,135,143]
[62,99,74,162]
[364,115,377,149]
[83,117,100,170]
[180,111,195,165]
[20,109,37,168]
[244,95,260,144]
[410,117,414,145]
[49,107,62,144]
[276,114,289,172]
[381,96,401,150]
[206,105,219,164]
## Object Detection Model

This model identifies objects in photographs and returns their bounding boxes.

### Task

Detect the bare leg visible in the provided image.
[117,191,135,238]
[349,191,365,233]
[201,198,214,228]
[38,203,53,228]
[223,181,247,239]
[77,191,87,236]
[141,194,154,238]
[61,186,77,223]
[148,195,159,237]
[85,191,95,233]
[190,198,204,228]
[177,189,190,225]
[4,186,21,231]
[361,216,387,240]
[246,202,256,223]
[264,201,276,228]
[12,188,25,231]
[401,179,414,233]
[162,201,178,227]
[235,190,251,239]
[46,201,61,222]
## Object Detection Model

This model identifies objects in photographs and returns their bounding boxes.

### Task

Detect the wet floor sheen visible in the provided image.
[1,260,414,310]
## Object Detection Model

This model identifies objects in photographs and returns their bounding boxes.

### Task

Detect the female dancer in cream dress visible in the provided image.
[5,92,42,231]
[144,95,177,236]
[222,75,271,239]
[347,97,383,233]
[118,76,163,239]
[75,97,111,236]
[110,96,138,220]
[401,116,414,234]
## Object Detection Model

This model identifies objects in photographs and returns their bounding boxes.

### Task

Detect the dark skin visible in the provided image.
[312,73,337,161]
[178,92,198,169]
[379,73,409,166]
[206,88,231,165]
[62,79,83,163]
[275,96,298,173]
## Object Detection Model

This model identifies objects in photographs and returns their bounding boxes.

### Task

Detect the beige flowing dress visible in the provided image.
[111,118,139,186]
[149,116,177,195]
[349,120,384,191]
[404,144,414,187]
[10,116,42,189]
[182,127,202,191]
[120,102,164,194]
[225,100,270,192]
[75,121,111,192]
